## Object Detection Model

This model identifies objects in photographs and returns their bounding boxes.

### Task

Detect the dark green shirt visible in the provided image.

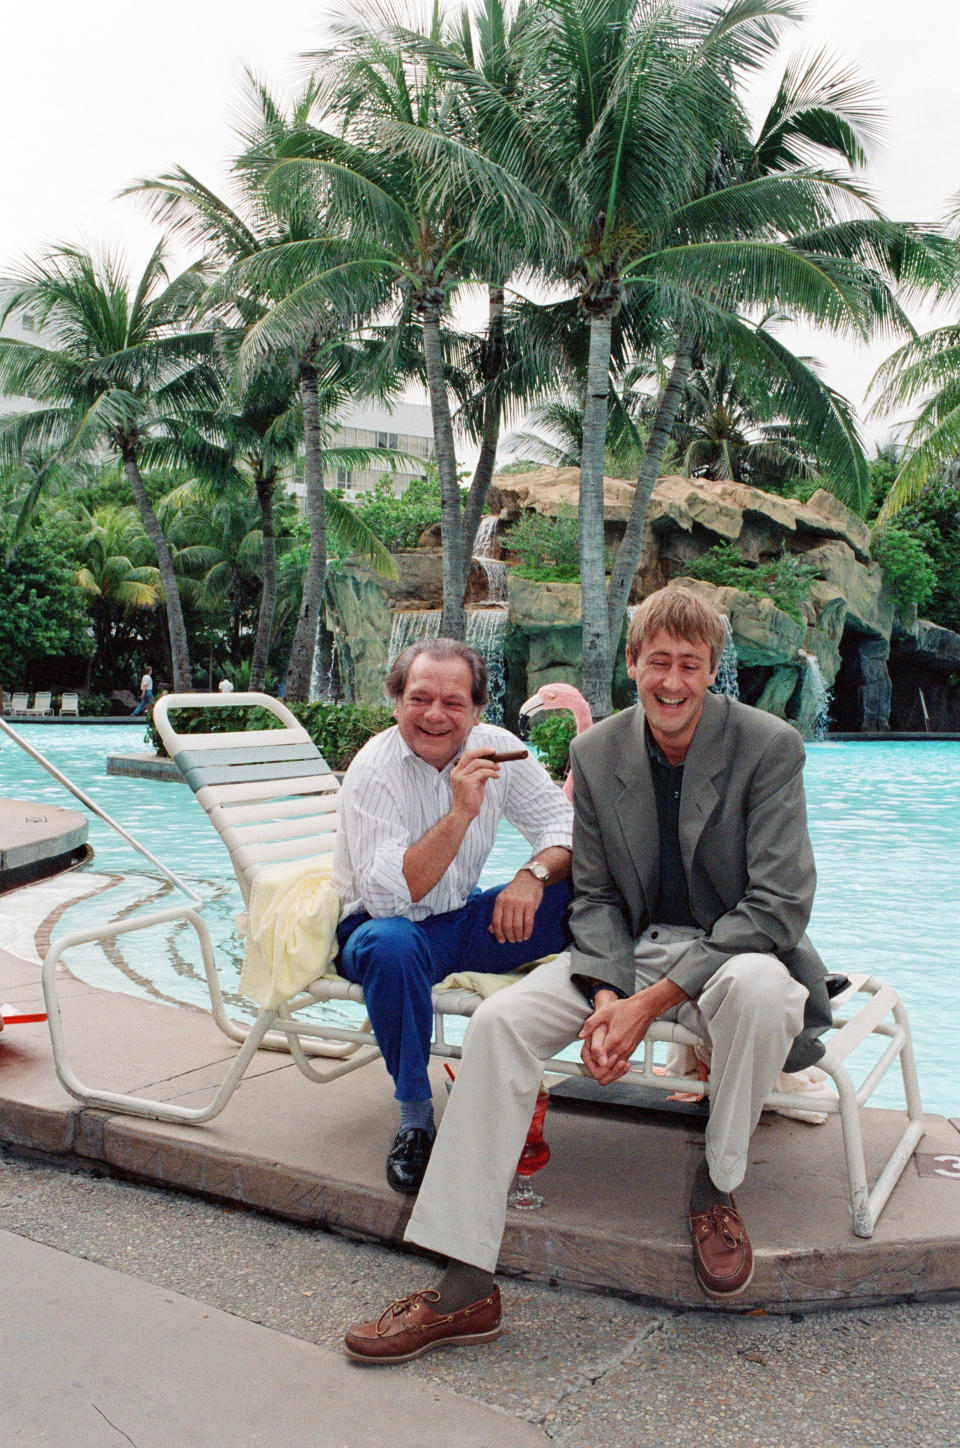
[645,725,696,927]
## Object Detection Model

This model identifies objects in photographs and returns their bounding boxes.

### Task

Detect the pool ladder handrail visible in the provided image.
[0,715,201,904]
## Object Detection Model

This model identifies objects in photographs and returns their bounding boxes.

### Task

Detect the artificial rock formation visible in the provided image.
[323,468,957,734]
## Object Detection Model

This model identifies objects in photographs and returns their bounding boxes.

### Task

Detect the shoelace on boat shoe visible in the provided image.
[376,1290,442,1335]
[691,1205,745,1249]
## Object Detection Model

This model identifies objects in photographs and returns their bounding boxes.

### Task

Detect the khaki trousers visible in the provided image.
[405,927,808,1273]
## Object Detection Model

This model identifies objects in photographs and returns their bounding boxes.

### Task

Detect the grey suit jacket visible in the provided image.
[566,691,831,1071]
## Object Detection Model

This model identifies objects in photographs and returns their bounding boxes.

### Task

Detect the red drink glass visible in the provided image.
[508,1087,550,1210]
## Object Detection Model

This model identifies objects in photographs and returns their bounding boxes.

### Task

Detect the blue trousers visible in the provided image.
[337,881,571,1103]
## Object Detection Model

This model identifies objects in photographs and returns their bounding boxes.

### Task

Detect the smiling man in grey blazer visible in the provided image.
[344,586,832,1362]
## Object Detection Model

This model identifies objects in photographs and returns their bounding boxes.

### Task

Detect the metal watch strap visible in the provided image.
[520,859,550,885]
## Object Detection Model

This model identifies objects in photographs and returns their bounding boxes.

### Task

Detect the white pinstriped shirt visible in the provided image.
[333,723,573,921]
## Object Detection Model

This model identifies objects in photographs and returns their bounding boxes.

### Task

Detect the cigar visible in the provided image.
[487,749,528,763]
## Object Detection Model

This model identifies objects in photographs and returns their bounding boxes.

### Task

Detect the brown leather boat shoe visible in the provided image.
[344,1287,502,1364]
[688,1195,754,1298]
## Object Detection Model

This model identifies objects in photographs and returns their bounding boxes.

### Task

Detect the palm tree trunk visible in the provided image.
[605,330,695,658]
[460,286,505,565]
[286,362,327,702]
[231,575,242,661]
[420,294,466,638]
[579,310,615,719]
[249,466,277,691]
[121,448,192,691]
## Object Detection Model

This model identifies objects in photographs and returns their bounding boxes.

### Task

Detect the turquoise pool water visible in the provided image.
[2,723,957,1116]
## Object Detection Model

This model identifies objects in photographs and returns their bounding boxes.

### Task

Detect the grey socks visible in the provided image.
[434,1260,495,1313]
[690,1157,732,1214]
[399,1098,435,1136]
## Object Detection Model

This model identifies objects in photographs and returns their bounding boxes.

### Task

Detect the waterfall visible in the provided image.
[799,650,832,741]
[473,515,499,556]
[475,558,507,603]
[712,616,740,699]
[310,624,340,702]
[472,515,507,603]
[467,607,508,726]
[387,609,442,667]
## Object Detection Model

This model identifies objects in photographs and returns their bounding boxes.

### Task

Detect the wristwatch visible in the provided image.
[520,859,550,885]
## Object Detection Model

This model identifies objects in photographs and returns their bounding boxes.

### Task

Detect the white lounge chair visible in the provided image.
[36,692,925,1237]
[8,693,29,716]
[59,692,80,716]
[25,691,53,716]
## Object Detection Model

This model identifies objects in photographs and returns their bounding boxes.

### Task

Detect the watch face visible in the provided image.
[526,861,549,883]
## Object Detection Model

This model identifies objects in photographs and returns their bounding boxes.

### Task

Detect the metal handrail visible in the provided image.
[0,715,202,905]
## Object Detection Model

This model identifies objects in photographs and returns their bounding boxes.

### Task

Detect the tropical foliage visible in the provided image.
[0,514,90,684]
[0,244,216,689]
[503,501,581,581]
[1,0,958,712]
[683,542,819,623]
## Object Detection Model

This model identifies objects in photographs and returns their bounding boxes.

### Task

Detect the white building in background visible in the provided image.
[0,315,438,500]
[0,306,47,416]
[324,399,435,499]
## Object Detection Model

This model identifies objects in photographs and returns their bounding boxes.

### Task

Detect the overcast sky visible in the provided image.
[3,0,957,445]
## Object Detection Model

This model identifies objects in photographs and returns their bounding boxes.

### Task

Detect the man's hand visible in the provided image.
[489,868,543,944]
[403,749,500,902]
[449,748,502,822]
[579,979,688,1085]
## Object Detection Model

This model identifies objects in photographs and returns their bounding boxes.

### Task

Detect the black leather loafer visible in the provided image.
[385,1127,434,1194]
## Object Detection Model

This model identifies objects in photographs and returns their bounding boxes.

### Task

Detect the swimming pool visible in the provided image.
[2,723,957,1116]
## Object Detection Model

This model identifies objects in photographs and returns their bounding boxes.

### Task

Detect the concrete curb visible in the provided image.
[2,939,958,1315]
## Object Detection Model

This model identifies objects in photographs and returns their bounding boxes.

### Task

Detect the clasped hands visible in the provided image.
[579,979,688,1086]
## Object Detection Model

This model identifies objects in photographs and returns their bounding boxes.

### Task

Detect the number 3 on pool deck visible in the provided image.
[915,1152,960,1180]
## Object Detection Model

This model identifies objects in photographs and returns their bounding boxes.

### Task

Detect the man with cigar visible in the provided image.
[333,637,573,1193]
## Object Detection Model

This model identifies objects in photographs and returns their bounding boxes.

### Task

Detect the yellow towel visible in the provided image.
[237,853,341,1008]
[436,956,555,999]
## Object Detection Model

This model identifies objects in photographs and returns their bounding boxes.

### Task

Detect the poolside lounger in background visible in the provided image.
[9,693,29,716]
[25,691,53,716]
[59,692,80,716]
[36,692,925,1237]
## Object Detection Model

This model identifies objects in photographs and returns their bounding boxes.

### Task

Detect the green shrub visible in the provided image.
[145,700,394,771]
[528,712,577,781]
[887,480,960,632]
[504,501,581,582]
[295,702,395,770]
[352,472,447,551]
[871,525,936,613]
[684,544,817,623]
[81,693,115,716]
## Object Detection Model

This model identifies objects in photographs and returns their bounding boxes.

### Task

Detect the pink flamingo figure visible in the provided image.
[519,682,594,799]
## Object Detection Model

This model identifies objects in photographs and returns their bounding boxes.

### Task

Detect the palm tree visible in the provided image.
[870,324,960,524]
[510,7,952,715]
[674,345,819,489]
[1,445,84,556]
[868,186,960,523]
[132,74,407,698]
[0,243,217,688]
[504,378,648,475]
[161,478,274,666]
[69,501,161,690]
[229,2,560,639]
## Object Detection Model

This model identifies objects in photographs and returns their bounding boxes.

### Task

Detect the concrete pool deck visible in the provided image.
[1,807,958,1313]
[0,798,89,891]
[1,925,959,1316]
